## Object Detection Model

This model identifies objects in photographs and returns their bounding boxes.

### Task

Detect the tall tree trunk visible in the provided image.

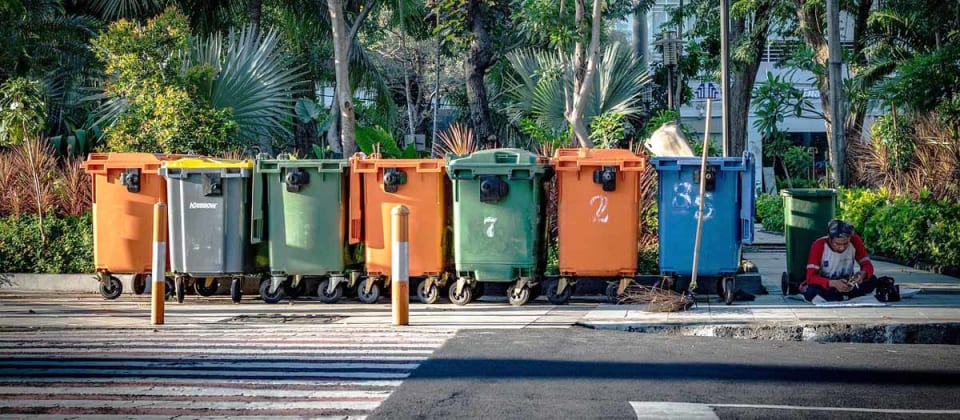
[795,0,836,175]
[464,0,496,148]
[327,0,374,156]
[326,94,343,156]
[728,2,770,156]
[632,4,647,66]
[566,0,601,148]
[247,0,262,37]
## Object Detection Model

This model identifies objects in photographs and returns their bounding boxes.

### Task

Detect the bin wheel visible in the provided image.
[164,277,176,301]
[230,278,242,303]
[507,283,530,306]
[99,275,123,300]
[723,277,736,305]
[318,278,343,304]
[284,279,305,299]
[605,282,620,303]
[545,279,571,305]
[781,272,790,296]
[356,278,381,304]
[417,279,440,304]
[132,274,147,295]
[259,278,286,304]
[174,276,186,303]
[195,277,219,297]
[449,282,473,306]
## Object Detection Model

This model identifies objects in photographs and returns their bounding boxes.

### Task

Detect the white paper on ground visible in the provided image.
[811,295,887,307]
[901,288,921,298]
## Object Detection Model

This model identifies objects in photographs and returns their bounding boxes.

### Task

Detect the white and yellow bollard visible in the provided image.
[391,205,410,326]
[151,201,167,325]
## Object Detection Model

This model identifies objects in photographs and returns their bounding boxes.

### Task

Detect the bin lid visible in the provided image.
[82,153,184,174]
[165,158,253,169]
[781,188,836,198]
[446,148,545,177]
[551,148,646,171]
[650,153,752,172]
[256,157,347,173]
[349,153,444,174]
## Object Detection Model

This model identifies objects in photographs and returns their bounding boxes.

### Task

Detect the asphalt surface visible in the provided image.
[371,327,960,419]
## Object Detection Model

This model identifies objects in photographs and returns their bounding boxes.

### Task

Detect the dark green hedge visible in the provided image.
[757,189,960,267]
[0,213,93,273]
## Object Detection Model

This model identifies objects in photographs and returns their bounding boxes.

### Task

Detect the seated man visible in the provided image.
[801,219,878,302]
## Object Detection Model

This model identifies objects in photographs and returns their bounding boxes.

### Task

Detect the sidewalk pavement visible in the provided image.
[579,227,960,338]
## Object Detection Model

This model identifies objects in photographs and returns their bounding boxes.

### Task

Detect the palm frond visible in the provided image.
[85,0,163,20]
[192,25,307,145]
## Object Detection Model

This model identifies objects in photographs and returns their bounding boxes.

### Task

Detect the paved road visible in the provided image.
[372,327,960,419]
[0,324,453,418]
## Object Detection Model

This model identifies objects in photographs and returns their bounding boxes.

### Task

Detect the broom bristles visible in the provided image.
[616,282,695,312]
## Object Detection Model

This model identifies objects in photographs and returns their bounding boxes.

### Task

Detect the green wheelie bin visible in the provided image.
[446,148,548,306]
[781,188,836,295]
[250,155,351,304]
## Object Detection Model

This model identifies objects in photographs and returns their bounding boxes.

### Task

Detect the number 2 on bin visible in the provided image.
[484,217,497,238]
[590,195,609,223]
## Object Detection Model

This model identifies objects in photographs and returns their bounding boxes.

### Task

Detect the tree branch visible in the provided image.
[348,0,377,41]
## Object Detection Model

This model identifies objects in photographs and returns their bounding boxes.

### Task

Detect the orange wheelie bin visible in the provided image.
[82,153,178,300]
[348,154,449,304]
[550,148,647,304]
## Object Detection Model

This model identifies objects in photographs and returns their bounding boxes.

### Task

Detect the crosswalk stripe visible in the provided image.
[0,326,453,417]
[0,416,366,420]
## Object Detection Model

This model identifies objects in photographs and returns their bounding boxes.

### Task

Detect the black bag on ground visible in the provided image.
[875,276,900,302]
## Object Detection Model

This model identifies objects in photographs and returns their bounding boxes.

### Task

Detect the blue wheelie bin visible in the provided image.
[651,152,756,304]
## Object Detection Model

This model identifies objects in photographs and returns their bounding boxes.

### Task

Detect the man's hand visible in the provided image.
[829,279,853,292]
[849,271,867,285]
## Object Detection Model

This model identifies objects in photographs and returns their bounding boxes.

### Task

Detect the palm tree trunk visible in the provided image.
[464,0,496,148]
[248,0,262,37]
[728,2,770,156]
[328,0,357,156]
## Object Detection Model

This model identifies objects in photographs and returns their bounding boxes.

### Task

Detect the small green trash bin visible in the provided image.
[781,188,836,295]
[446,148,547,306]
[250,156,350,304]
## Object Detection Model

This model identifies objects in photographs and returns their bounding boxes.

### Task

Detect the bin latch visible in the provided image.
[694,166,717,191]
[284,168,310,193]
[383,168,407,193]
[593,166,617,192]
[120,168,141,193]
[202,173,222,196]
[479,175,509,203]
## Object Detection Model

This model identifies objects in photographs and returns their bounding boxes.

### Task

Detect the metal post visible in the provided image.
[720,0,730,157]
[391,205,410,326]
[827,0,845,186]
[151,201,167,325]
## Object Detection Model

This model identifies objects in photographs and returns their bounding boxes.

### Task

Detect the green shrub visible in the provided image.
[836,188,960,266]
[0,213,93,273]
[755,194,784,232]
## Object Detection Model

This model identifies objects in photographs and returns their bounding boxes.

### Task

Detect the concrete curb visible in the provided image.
[578,321,960,344]
[0,273,105,293]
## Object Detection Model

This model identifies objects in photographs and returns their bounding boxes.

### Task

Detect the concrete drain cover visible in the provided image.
[223,314,345,324]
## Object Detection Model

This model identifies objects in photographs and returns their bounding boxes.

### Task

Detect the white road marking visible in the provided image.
[631,401,960,418]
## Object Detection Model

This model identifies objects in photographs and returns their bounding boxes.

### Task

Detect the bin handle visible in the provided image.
[740,151,756,244]
[348,167,363,244]
[653,158,680,171]
[250,166,264,244]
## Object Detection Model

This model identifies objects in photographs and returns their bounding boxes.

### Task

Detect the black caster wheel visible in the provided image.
[317,278,344,303]
[356,278,381,304]
[723,277,736,305]
[132,274,147,295]
[449,281,473,306]
[545,279,572,305]
[507,283,530,306]
[98,275,123,300]
[195,277,219,297]
[284,279,305,299]
[230,277,242,303]
[259,278,286,304]
[175,276,186,303]
[417,279,440,304]
[164,277,176,300]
